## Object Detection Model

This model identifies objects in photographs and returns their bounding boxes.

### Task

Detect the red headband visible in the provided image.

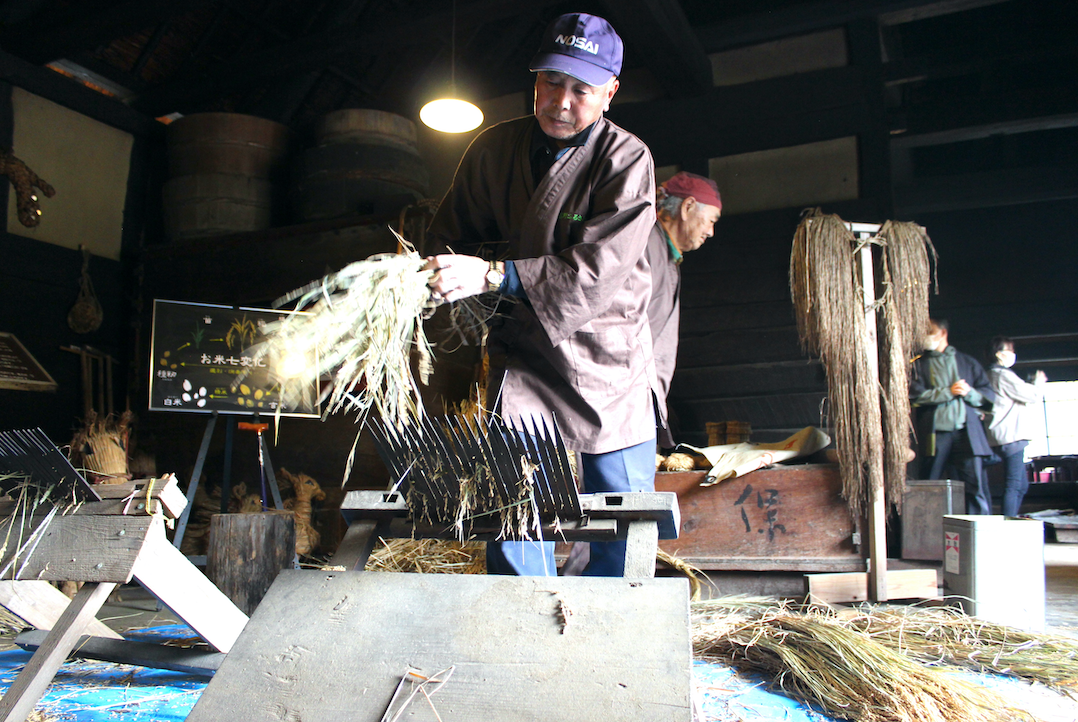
[662,172,722,210]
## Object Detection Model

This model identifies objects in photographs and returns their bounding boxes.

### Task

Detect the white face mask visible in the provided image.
[996,350,1016,368]
[923,334,942,352]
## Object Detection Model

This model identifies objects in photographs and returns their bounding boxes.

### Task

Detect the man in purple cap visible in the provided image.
[647,172,722,448]
[423,13,658,577]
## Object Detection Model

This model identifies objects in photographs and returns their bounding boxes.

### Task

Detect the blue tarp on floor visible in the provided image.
[0,625,1065,721]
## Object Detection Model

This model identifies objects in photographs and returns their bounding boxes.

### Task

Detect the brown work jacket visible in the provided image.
[427,115,657,454]
[645,222,679,447]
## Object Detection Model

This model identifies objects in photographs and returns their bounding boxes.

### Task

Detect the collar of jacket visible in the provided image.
[658,223,683,265]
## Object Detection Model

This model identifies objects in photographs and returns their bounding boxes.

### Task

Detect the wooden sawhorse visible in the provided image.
[329,489,681,576]
[0,476,249,722]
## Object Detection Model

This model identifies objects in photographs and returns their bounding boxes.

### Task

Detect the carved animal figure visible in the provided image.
[279,468,325,556]
[0,148,55,227]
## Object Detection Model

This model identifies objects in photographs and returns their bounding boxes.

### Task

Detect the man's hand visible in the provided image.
[950,379,971,397]
[424,254,490,304]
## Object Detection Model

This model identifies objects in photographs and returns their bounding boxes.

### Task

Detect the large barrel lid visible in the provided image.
[315,109,418,151]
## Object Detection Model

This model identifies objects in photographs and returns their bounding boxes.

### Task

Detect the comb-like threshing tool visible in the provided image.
[333,412,680,577]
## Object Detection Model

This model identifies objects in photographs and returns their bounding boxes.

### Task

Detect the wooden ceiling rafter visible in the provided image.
[130,0,558,116]
[0,0,215,66]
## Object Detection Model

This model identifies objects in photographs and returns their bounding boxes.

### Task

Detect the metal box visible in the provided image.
[901,479,964,560]
[942,515,1045,631]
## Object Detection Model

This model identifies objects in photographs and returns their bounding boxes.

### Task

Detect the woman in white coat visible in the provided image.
[985,336,1046,516]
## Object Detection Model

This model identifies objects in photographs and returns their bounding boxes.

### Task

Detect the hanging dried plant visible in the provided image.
[875,221,937,509]
[789,209,884,517]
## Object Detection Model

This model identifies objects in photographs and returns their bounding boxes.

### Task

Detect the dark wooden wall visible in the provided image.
[0,58,162,445]
[3,1,1076,469]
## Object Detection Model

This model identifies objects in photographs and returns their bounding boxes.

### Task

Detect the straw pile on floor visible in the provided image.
[690,597,1078,721]
[364,538,487,574]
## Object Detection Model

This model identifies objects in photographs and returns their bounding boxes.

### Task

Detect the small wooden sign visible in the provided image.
[149,299,319,418]
[0,332,57,392]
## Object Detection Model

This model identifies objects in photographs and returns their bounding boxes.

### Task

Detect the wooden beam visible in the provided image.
[894,164,1078,214]
[0,0,213,66]
[599,0,712,97]
[0,581,118,722]
[696,0,1011,53]
[0,580,121,640]
[15,629,224,677]
[892,112,1078,149]
[805,568,939,604]
[130,532,249,653]
[893,86,1078,139]
[0,48,160,136]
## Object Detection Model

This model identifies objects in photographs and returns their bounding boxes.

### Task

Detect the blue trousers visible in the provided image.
[927,429,989,515]
[486,437,657,576]
[997,440,1030,517]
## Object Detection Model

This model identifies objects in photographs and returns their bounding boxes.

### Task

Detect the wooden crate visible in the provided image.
[656,464,864,572]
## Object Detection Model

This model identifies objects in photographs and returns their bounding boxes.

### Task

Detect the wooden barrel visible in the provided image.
[163,173,273,240]
[167,112,290,179]
[292,142,429,221]
[315,109,418,152]
[207,511,295,616]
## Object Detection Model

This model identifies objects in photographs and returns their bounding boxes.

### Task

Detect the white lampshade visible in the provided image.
[420,97,483,133]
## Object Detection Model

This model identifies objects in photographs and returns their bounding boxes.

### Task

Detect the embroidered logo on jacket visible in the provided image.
[554,34,599,55]
[559,212,584,222]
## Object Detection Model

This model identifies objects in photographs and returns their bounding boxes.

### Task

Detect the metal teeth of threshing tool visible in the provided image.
[367,414,581,525]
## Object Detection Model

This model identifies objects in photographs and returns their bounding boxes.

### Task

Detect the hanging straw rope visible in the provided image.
[789,209,883,517]
[875,221,937,508]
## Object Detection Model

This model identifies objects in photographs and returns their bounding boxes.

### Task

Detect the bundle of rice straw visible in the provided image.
[691,597,1027,722]
[263,244,434,428]
[68,410,133,483]
[844,605,1078,691]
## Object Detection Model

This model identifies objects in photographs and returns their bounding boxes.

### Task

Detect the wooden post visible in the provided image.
[0,582,117,722]
[207,512,295,615]
[856,237,888,602]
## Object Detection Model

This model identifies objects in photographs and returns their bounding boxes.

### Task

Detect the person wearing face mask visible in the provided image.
[910,319,996,514]
[984,337,1047,516]
[423,13,658,577]
[647,172,722,448]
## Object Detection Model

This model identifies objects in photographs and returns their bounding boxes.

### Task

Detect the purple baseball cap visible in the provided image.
[529,13,624,87]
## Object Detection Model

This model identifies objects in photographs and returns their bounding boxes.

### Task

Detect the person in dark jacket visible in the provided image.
[424,12,657,577]
[646,172,722,448]
[910,318,997,514]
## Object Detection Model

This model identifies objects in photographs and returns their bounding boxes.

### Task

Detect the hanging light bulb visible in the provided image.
[420,0,483,133]
[421,98,483,133]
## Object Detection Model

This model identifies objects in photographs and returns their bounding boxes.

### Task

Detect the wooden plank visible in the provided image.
[327,520,384,571]
[0,475,188,520]
[187,571,692,722]
[0,581,117,722]
[131,532,248,653]
[656,467,863,572]
[91,475,188,518]
[0,514,156,583]
[14,630,223,677]
[0,580,121,640]
[624,520,658,578]
[805,569,939,605]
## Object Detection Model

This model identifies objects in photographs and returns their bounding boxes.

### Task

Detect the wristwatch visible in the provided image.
[485,260,505,293]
